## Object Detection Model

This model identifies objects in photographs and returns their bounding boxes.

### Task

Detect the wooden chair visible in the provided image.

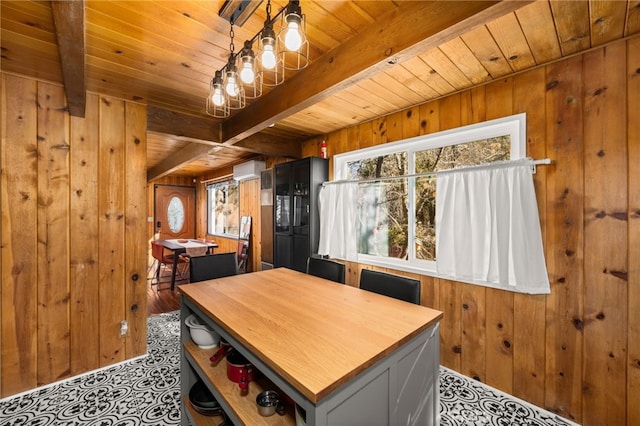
[189,252,238,283]
[306,257,346,284]
[359,269,421,305]
[150,241,189,289]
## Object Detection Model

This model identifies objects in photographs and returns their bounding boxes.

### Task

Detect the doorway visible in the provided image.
[154,184,196,239]
[148,184,196,314]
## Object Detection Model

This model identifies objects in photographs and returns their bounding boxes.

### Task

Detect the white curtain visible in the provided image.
[435,160,550,294]
[317,182,358,261]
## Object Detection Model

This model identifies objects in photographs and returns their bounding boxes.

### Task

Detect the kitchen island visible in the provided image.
[180,268,443,425]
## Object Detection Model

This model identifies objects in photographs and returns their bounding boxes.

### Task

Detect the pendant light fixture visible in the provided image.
[278,0,308,71]
[282,2,303,51]
[239,42,255,84]
[206,0,308,118]
[240,41,262,99]
[206,71,230,118]
[224,22,245,110]
[258,0,285,87]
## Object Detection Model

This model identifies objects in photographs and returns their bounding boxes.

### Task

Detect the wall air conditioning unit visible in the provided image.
[233,160,266,181]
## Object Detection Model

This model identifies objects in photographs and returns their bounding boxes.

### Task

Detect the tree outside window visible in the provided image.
[207,181,240,236]
[415,136,510,261]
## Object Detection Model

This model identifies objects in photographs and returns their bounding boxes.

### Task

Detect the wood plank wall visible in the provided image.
[0,73,147,397]
[299,37,638,426]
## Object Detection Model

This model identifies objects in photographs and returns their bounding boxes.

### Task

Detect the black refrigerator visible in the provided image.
[273,157,328,272]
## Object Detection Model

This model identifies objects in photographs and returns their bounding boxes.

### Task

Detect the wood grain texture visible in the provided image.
[124,102,147,358]
[484,77,515,393]
[589,0,627,46]
[515,1,562,64]
[36,81,70,386]
[459,86,487,384]
[238,177,261,273]
[50,0,86,117]
[1,73,152,398]
[544,55,584,423]
[627,36,640,426]
[460,283,486,382]
[98,95,126,366]
[69,93,100,375]
[582,41,627,425]
[1,75,38,396]
[512,66,547,407]
[180,268,442,403]
[549,0,590,56]
[487,12,537,72]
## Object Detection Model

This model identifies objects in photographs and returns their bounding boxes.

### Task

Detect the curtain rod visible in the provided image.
[321,158,552,187]
[200,173,234,185]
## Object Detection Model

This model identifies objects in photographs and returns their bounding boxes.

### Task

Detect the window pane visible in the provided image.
[415,136,511,174]
[207,181,240,236]
[214,187,227,234]
[349,153,409,259]
[227,184,239,235]
[347,152,407,180]
[333,114,525,271]
[357,180,408,259]
[415,176,436,260]
[414,136,511,261]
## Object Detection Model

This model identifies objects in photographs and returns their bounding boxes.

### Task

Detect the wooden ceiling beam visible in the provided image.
[145,128,300,181]
[234,133,302,159]
[147,130,301,158]
[222,0,532,144]
[51,0,86,117]
[146,106,223,179]
[147,142,215,181]
[147,106,222,142]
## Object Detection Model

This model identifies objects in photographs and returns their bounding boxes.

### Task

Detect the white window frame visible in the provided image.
[332,113,527,275]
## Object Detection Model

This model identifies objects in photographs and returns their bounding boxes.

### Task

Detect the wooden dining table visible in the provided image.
[156,239,218,290]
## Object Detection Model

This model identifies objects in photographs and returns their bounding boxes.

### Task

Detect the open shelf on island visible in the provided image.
[184,341,295,425]
[183,396,223,426]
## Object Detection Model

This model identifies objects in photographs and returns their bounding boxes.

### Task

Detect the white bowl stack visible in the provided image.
[185,314,220,349]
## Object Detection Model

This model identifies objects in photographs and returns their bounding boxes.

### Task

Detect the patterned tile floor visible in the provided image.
[1,312,576,426]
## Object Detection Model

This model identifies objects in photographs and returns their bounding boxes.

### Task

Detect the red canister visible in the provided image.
[226,350,256,391]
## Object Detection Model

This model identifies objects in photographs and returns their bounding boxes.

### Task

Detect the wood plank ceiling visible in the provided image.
[2,1,639,179]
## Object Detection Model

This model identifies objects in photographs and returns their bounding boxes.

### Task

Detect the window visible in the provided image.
[333,114,526,274]
[207,181,240,237]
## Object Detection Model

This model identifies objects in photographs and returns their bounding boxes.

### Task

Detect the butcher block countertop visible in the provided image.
[179,268,443,404]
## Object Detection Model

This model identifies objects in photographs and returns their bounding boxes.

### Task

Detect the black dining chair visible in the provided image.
[359,269,421,305]
[189,252,239,283]
[306,257,346,284]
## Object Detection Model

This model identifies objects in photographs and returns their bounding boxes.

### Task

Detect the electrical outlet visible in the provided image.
[120,320,128,337]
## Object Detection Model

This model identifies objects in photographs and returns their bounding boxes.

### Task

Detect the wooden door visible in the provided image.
[154,185,195,239]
